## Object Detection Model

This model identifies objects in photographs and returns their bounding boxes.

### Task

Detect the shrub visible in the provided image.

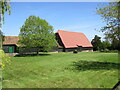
[100,49,118,53]
[104,49,109,52]
[73,50,78,53]
[0,50,10,69]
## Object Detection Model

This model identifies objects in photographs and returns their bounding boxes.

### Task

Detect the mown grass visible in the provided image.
[0,68,2,89]
[2,52,119,88]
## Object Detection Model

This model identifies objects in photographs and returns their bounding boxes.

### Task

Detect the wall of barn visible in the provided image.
[48,47,58,52]
[3,45,17,53]
[82,47,93,52]
[19,47,58,54]
[58,47,93,52]
[65,48,78,52]
[55,33,65,48]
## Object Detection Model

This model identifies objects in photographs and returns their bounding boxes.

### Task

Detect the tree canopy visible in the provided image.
[96,2,120,50]
[101,40,111,50]
[0,0,11,69]
[0,0,11,27]
[18,16,56,54]
[0,30,4,49]
[0,0,10,49]
[91,35,102,51]
[91,35,112,51]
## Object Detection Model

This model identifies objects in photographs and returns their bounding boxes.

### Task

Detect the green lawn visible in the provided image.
[3,52,119,88]
[0,68,2,89]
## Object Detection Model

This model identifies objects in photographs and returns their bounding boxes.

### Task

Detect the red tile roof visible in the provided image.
[3,36,19,46]
[56,30,93,48]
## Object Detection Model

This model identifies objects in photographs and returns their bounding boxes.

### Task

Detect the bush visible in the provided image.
[73,50,78,53]
[0,50,10,69]
[100,49,118,53]
[104,49,109,52]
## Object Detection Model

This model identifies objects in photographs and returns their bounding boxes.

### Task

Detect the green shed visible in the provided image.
[3,36,19,53]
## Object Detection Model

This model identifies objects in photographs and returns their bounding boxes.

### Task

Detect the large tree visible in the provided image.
[111,37,119,50]
[101,40,111,50]
[96,2,120,50]
[0,0,11,49]
[0,0,11,69]
[0,0,11,27]
[18,16,56,54]
[0,30,4,49]
[91,35,102,51]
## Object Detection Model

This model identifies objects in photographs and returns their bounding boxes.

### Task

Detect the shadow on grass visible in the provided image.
[14,53,51,57]
[69,60,120,71]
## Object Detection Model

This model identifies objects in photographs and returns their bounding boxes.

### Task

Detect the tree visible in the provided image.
[0,49,10,69]
[0,0,11,48]
[101,40,111,50]
[0,0,11,69]
[18,16,56,54]
[0,0,11,27]
[0,30,4,49]
[111,37,119,50]
[96,2,120,51]
[91,35,102,51]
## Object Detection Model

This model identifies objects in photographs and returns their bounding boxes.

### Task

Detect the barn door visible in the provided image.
[9,47,13,53]
[78,46,82,52]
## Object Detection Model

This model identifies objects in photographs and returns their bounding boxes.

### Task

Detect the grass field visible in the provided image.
[2,52,119,88]
[0,68,2,89]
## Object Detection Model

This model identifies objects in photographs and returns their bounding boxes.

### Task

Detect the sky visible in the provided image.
[10,0,117,2]
[2,2,109,41]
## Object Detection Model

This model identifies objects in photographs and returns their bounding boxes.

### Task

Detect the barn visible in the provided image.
[55,30,93,52]
[3,36,19,53]
[3,30,93,53]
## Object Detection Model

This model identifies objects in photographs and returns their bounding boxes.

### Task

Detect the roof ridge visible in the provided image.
[56,30,93,48]
[5,36,18,37]
[57,30,83,34]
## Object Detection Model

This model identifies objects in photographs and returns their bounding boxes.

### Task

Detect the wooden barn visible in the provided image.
[3,36,19,53]
[55,30,93,52]
[3,30,93,53]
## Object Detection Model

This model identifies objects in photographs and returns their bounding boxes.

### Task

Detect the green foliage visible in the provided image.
[0,0,11,27]
[0,30,4,49]
[0,50,10,69]
[73,50,78,53]
[91,35,102,51]
[18,16,56,54]
[96,2,120,51]
[101,40,111,50]
[111,38,119,50]
[92,35,113,51]
[0,0,11,70]
[0,0,10,49]
[0,30,3,49]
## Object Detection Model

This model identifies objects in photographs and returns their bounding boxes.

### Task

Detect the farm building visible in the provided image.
[2,30,93,53]
[55,30,93,52]
[3,36,19,53]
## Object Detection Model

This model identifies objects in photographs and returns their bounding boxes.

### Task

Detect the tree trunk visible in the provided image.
[0,36,2,49]
[36,49,39,55]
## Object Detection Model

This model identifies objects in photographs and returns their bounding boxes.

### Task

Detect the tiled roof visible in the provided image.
[3,36,19,46]
[56,30,93,48]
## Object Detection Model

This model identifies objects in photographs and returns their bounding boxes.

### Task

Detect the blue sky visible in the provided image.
[2,2,108,41]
